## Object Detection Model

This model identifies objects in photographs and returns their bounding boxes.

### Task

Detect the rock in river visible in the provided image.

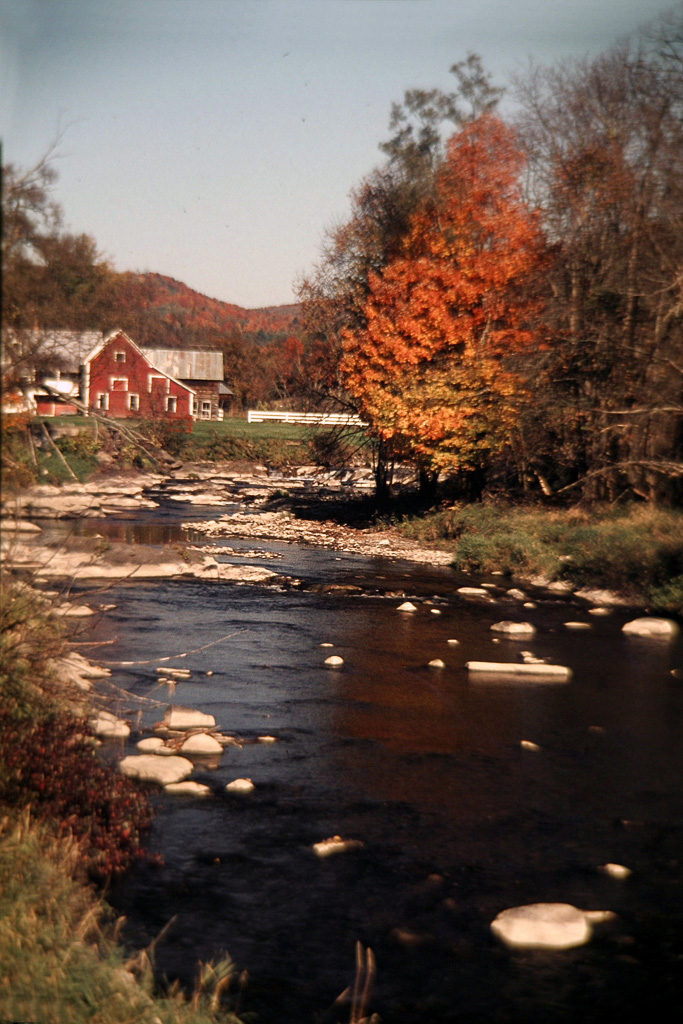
[163,706,216,730]
[164,781,212,797]
[225,778,255,794]
[490,903,614,950]
[491,621,536,637]
[180,732,224,755]
[622,617,679,639]
[119,754,194,786]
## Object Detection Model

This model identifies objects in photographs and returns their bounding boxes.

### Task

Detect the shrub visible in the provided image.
[0,711,154,882]
[0,577,155,882]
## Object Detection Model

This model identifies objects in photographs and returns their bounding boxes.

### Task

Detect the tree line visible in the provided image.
[297,10,683,504]
[3,7,681,503]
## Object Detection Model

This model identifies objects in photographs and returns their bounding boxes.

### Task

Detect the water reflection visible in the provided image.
[90,545,683,1024]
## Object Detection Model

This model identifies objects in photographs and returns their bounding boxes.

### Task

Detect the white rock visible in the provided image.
[600,863,632,880]
[319,642,334,647]
[523,601,537,609]
[575,588,627,605]
[164,781,212,797]
[119,754,193,786]
[92,710,119,724]
[507,589,527,601]
[180,732,224,755]
[258,735,277,744]
[547,581,574,593]
[136,737,166,753]
[92,715,130,739]
[157,666,191,677]
[428,658,446,669]
[520,740,541,751]
[324,655,344,667]
[447,638,460,645]
[622,617,679,639]
[57,604,96,618]
[457,587,490,597]
[313,835,364,858]
[430,608,442,615]
[163,707,216,730]
[397,601,418,612]
[491,621,536,636]
[0,518,42,533]
[467,661,572,680]
[225,778,255,794]
[564,622,592,630]
[588,607,611,616]
[491,903,594,950]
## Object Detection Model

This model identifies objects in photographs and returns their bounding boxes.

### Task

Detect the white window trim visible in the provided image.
[109,376,128,391]
[128,393,140,411]
[96,392,109,411]
[148,373,169,393]
[114,351,126,363]
[165,395,178,413]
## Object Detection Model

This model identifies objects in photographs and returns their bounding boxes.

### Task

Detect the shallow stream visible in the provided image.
[73,505,683,1023]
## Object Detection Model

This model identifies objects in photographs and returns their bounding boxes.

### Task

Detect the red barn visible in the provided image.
[82,330,195,424]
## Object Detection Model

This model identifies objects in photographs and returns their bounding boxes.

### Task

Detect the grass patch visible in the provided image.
[398,502,683,613]
[0,811,247,1024]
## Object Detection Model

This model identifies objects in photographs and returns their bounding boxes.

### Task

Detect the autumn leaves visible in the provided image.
[340,114,544,482]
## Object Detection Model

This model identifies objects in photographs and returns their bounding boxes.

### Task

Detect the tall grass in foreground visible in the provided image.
[398,503,683,614]
[0,811,246,1024]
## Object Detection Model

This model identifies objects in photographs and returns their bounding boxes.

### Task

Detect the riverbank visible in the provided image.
[3,462,682,612]
[0,573,249,1024]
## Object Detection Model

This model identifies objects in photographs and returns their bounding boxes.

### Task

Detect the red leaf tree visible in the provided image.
[340,114,546,493]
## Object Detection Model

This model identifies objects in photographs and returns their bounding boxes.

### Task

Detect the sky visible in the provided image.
[0,0,677,309]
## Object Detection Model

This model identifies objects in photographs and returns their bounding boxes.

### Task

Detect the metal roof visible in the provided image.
[142,348,223,381]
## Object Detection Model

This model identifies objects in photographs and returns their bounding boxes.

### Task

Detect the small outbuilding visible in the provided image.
[141,348,225,420]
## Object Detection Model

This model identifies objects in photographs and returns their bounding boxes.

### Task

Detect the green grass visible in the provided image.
[0,811,247,1024]
[398,502,683,614]
[31,415,352,470]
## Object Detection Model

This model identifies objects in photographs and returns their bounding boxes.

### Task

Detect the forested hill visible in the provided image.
[114,272,302,348]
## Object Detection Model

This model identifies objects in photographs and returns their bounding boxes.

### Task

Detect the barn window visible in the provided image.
[114,351,126,362]
[201,400,211,419]
[128,394,139,411]
[166,396,177,413]
[111,377,128,391]
[97,393,108,411]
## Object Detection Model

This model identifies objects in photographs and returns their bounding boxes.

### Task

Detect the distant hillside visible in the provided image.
[114,272,302,348]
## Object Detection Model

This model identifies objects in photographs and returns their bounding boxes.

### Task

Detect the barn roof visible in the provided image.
[140,348,223,381]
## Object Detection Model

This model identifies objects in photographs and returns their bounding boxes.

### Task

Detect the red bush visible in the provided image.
[0,711,157,882]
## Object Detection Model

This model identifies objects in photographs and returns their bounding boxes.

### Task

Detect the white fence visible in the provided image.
[247,410,366,427]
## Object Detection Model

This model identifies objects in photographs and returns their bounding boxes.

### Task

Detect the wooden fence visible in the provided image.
[247,410,367,427]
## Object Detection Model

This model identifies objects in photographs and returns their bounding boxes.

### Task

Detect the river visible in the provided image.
[72,505,683,1023]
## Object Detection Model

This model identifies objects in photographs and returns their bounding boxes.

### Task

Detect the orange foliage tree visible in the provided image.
[340,114,545,492]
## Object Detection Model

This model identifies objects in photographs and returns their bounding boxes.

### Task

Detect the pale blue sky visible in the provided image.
[0,0,676,308]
